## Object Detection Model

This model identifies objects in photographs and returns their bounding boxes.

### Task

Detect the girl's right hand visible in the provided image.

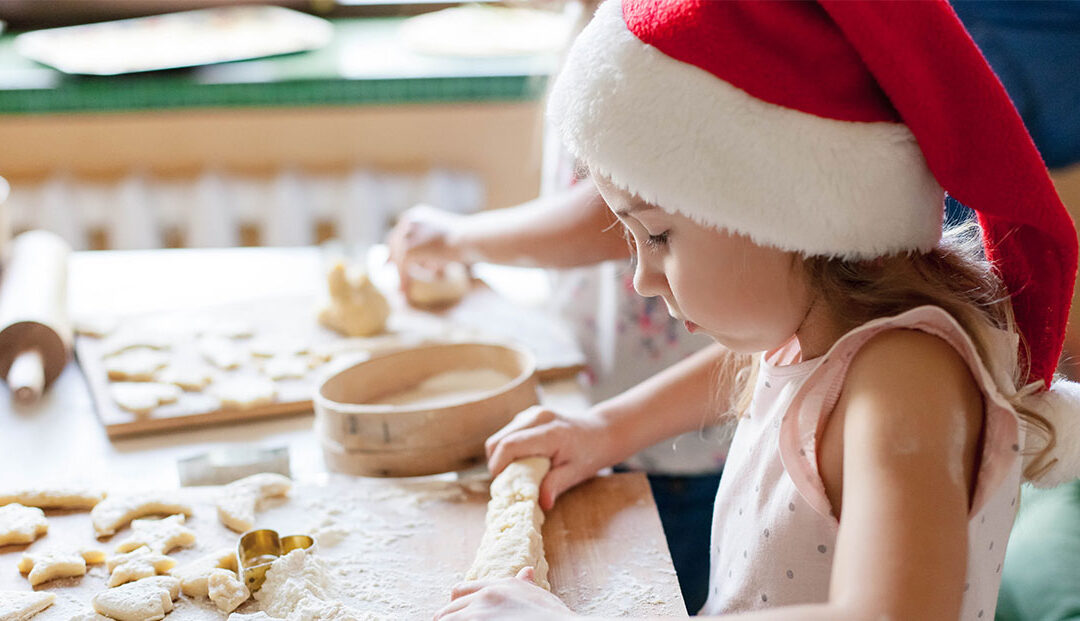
[485,405,619,511]
[386,204,468,291]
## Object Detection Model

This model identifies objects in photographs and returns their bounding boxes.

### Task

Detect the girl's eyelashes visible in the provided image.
[645,230,670,248]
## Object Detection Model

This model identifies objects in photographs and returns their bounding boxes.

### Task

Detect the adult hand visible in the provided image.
[486,405,619,510]
[434,568,575,621]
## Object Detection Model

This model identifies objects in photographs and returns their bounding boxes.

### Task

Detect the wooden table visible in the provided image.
[0,246,688,617]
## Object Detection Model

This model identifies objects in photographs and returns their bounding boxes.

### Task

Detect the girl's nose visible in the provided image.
[633,256,666,299]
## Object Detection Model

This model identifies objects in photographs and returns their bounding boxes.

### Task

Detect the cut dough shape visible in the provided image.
[466,457,551,590]
[176,547,238,597]
[212,377,277,410]
[216,473,292,533]
[110,382,182,415]
[156,362,215,391]
[91,575,180,621]
[198,336,247,370]
[249,336,309,358]
[90,493,193,537]
[208,568,250,612]
[106,546,176,587]
[0,487,105,510]
[406,261,470,309]
[200,320,255,340]
[101,332,174,357]
[17,548,105,586]
[0,591,56,620]
[114,514,196,555]
[261,354,310,380]
[317,261,390,337]
[0,503,48,546]
[74,314,119,338]
[104,349,170,381]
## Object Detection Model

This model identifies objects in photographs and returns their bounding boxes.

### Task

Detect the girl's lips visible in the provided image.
[685,320,697,333]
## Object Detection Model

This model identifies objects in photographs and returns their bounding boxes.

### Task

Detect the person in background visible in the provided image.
[435,0,1080,618]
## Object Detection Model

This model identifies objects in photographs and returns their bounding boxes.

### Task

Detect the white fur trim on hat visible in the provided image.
[1021,379,1080,488]
[547,0,946,259]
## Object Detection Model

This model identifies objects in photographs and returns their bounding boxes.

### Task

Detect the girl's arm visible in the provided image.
[700,330,985,621]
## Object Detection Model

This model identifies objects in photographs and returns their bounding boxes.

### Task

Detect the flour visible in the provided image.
[254,548,391,621]
[374,369,513,408]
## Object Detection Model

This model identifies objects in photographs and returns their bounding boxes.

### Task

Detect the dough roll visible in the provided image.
[466,457,551,590]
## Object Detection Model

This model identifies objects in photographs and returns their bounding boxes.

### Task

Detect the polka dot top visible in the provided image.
[701,306,1023,619]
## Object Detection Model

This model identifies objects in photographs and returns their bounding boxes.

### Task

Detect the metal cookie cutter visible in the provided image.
[237,529,316,592]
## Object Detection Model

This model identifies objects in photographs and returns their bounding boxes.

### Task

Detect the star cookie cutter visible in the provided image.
[237,529,316,592]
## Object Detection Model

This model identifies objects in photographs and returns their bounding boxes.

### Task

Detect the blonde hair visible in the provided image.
[716,221,1056,480]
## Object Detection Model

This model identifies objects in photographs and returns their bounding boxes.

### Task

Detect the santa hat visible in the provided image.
[548,0,1080,486]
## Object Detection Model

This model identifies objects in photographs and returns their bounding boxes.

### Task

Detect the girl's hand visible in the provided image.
[434,568,575,621]
[486,405,618,510]
[387,204,468,292]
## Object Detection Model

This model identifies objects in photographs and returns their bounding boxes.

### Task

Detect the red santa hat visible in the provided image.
[548,0,1080,486]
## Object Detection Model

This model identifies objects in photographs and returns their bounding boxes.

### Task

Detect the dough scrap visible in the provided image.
[156,362,215,391]
[110,382,182,415]
[17,548,105,586]
[208,568,250,612]
[91,575,180,621]
[0,487,106,510]
[254,548,363,620]
[90,493,193,537]
[198,336,248,370]
[211,377,277,410]
[114,514,196,555]
[106,546,176,587]
[466,457,551,590]
[0,591,55,620]
[175,547,238,597]
[0,503,48,546]
[405,261,470,309]
[105,349,169,381]
[216,473,292,533]
[317,261,390,337]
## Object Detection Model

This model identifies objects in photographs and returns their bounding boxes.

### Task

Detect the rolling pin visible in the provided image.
[0,230,73,405]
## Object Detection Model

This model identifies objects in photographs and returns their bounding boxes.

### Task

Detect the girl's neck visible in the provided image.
[795,298,847,361]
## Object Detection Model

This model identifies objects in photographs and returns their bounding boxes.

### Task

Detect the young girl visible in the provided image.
[435,0,1080,619]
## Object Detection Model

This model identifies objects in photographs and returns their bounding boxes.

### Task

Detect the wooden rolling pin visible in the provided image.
[0,230,73,405]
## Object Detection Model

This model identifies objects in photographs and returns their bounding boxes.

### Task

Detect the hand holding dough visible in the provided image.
[466,457,551,590]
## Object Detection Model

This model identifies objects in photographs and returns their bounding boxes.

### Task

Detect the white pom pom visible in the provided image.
[1021,379,1080,488]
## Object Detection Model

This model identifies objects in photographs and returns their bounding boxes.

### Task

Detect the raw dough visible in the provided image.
[104,349,169,381]
[175,547,238,598]
[318,261,390,337]
[17,548,105,586]
[200,320,255,340]
[156,362,215,391]
[405,262,470,309]
[0,591,55,620]
[375,369,512,408]
[110,382,182,415]
[211,377,277,410]
[216,473,292,533]
[0,503,48,546]
[105,546,176,587]
[91,575,180,621]
[101,332,173,357]
[0,487,105,510]
[249,336,309,358]
[114,514,196,555]
[253,548,363,620]
[74,314,119,338]
[89,493,193,537]
[208,568,250,612]
[261,354,310,380]
[198,336,247,370]
[466,457,551,590]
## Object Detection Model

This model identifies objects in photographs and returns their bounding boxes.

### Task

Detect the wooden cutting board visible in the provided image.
[76,283,585,439]
[0,473,687,619]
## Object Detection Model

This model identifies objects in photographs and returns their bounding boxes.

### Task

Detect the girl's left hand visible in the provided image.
[433,568,575,621]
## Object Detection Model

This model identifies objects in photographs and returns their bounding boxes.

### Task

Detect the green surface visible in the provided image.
[0,17,554,114]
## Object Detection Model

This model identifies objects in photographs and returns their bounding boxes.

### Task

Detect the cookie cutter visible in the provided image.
[237,529,316,592]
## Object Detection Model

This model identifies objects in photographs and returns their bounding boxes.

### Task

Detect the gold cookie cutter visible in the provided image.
[237,529,316,592]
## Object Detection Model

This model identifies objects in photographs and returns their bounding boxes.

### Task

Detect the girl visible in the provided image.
[436,0,1080,620]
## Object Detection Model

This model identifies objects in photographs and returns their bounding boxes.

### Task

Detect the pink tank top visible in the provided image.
[701,306,1024,618]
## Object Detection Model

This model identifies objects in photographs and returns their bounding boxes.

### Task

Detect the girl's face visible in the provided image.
[595,175,815,355]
